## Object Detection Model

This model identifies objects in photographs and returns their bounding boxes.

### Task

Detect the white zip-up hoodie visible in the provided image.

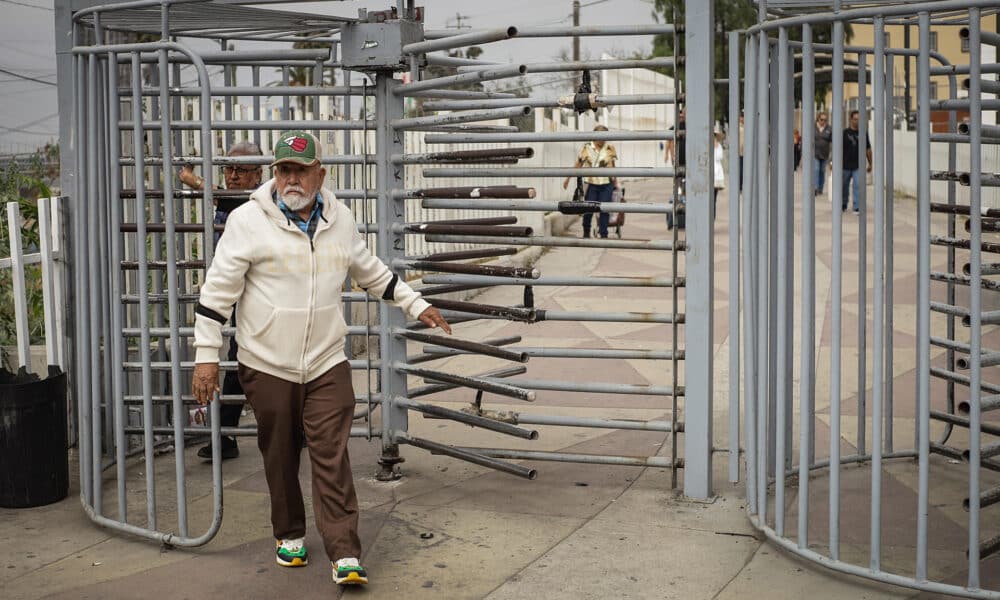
[193,178,430,383]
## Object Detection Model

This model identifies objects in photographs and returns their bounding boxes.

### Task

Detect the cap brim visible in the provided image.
[269,157,320,168]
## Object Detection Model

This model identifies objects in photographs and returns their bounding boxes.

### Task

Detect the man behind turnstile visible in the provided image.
[180,141,263,460]
[191,131,451,586]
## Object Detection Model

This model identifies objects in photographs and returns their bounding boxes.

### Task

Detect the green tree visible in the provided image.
[651,0,852,123]
[274,39,336,118]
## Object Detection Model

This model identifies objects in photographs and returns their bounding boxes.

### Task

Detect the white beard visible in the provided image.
[280,189,312,211]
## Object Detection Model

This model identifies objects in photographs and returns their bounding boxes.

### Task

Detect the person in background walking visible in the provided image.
[841,110,872,213]
[713,130,725,218]
[563,124,619,239]
[180,141,263,460]
[813,112,833,196]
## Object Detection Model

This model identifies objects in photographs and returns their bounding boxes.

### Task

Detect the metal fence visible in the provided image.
[57,0,716,549]
[1,197,65,377]
[738,2,1000,597]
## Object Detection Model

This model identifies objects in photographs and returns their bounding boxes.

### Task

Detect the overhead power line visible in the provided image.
[0,0,53,11]
[0,66,57,86]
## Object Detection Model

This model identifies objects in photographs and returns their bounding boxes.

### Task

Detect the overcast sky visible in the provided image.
[0,0,660,153]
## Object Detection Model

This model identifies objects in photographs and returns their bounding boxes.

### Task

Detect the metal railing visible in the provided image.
[738,2,1000,597]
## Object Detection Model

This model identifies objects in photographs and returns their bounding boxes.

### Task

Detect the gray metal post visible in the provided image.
[376,74,409,480]
[728,30,741,484]
[799,21,815,550]
[830,3,845,561]
[682,0,714,500]
[857,51,868,457]
[915,11,931,581]
[966,8,983,587]
[775,26,791,536]
[871,18,885,572]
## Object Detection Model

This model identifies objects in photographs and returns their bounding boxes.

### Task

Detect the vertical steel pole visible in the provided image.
[915,11,931,581]
[755,19,770,522]
[252,66,261,148]
[728,31,741,484]
[682,0,715,500]
[87,52,103,516]
[75,50,93,508]
[871,19,886,573]
[222,39,233,149]
[108,50,128,523]
[774,26,791,536]
[131,53,157,530]
[377,75,410,479]
[767,50,779,480]
[884,51,895,454]
[160,9,188,538]
[966,8,983,588]
[743,34,759,513]
[830,2,845,560]
[799,22,815,550]
[857,51,868,458]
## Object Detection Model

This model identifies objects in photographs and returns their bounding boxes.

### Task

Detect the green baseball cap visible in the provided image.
[271,131,321,168]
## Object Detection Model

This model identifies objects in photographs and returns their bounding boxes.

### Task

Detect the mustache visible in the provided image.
[281,185,306,196]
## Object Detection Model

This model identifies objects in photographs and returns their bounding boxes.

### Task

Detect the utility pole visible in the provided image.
[572,0,580,63]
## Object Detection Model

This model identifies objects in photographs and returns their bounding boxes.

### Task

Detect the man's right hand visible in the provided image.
[192,363,220,406]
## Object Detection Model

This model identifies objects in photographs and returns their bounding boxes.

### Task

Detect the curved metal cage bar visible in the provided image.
[738,2,1000,597]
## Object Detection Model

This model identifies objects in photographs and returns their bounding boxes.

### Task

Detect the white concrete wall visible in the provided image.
[891,129,1000,209]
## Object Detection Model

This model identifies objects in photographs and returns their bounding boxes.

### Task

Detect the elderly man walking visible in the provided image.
[191,131,450,587]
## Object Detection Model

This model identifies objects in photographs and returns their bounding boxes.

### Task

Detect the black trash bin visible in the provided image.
[0,368,69,508]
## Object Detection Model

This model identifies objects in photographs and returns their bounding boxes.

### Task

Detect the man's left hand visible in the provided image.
[418,306,452,334]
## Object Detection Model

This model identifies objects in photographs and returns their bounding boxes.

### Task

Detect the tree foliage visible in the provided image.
[650,0,852,123]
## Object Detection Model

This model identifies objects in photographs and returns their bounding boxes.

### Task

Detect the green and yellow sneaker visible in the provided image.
[333,558,368,585]
[275,538,308,567]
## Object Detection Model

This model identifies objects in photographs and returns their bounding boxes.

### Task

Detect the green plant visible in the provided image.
[0,147,56,369]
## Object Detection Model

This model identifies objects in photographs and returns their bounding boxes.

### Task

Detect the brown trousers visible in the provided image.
[238,361,361,561]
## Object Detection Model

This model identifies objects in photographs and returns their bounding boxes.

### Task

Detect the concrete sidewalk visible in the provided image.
[0,179,985,599]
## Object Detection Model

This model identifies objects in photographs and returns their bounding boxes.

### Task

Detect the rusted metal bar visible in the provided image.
[426,216,518,226]
[425,233,681,252]
[931,235,1000,255]
[121,223,223,233]
[407,365,526,398]
[975,533,1000,561]
[411,247,518,262]
[958,394,1000,415]
[412,185,536,199]
[396,330,529,364]
[964,219,1000,234]
[120,260,205,270]
[958,172,1000,187]
[931,202,1000,218]
[929,410,1000,437]
[395,363,536,402]
[415,283,492,297]
[397,433,537,480]
[930,443,1000,475]
[427,298,537,323]
[395,398,538,440]
[931,271,1000,292]
[930,170,962,182]
[963,262,1000,276]
[401,260,539,279]
[404,223,533,237]
[964,484,1000,511]
[396,147,534,164]
[407,335,522,365]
